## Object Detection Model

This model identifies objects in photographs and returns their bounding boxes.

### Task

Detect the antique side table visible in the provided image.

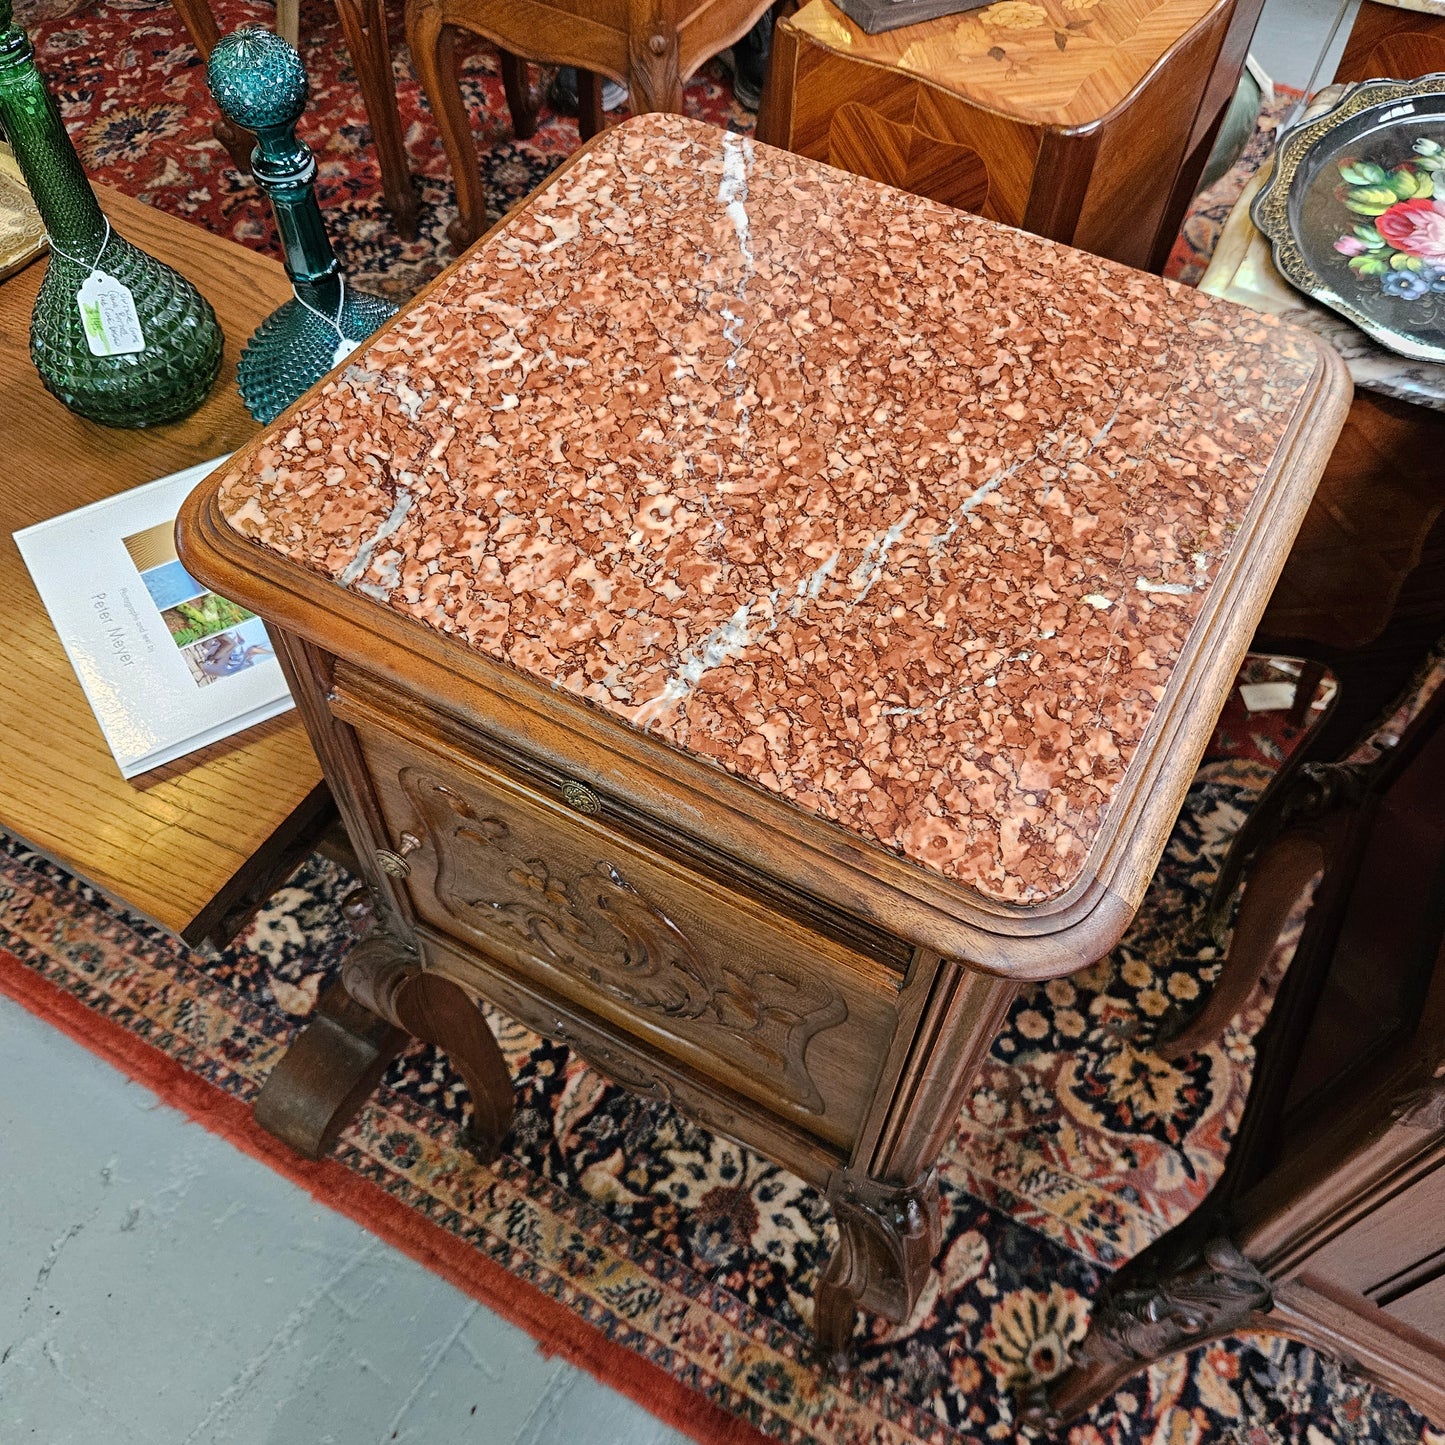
[755,0,1265,272]
[405,0,777,250]
[178,115,1349,1357]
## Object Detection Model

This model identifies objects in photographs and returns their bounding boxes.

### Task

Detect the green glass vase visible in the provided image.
[206,26,395,426]
[0,0,223,428]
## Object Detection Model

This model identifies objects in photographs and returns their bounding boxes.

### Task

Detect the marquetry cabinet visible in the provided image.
[1034,679,1445,1430]
[756,0,1266,271]
[178,116,1349,1359]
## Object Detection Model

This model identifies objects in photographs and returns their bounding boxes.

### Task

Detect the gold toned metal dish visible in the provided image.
[0,142,46,283]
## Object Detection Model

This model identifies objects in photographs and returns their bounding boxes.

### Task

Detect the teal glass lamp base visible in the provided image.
[238,291,395,425]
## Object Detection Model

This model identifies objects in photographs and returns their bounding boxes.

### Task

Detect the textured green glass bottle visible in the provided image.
[0,0,223,427]
[206,26,395,425]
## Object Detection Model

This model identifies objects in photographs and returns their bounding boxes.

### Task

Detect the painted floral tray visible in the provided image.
[1253,74,1445,363]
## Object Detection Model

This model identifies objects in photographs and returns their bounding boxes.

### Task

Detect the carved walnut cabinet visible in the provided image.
[178,116,1349,1359]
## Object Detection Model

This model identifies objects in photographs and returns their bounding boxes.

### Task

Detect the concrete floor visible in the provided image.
[0,5,1355,1437]
[0,995,691,1445]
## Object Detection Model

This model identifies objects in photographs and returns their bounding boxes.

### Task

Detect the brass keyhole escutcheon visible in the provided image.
[560,780,601,815]
[375,831,421,877]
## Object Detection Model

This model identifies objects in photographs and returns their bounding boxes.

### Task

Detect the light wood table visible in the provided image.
[1,186,326,945]
[405,0,777,249]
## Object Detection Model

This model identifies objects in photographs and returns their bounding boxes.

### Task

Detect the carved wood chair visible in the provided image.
[404,0,778,251]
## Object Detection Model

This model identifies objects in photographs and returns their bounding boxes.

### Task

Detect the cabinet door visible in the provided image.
[346,706,904,1152]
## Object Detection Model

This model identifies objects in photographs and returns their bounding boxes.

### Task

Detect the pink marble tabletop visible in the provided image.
[217,114,1328,908]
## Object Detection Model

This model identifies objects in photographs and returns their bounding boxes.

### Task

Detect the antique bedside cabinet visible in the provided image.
[178,114,1349,1361]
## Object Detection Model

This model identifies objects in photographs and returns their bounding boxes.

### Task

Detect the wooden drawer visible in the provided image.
[338,689,903,1151]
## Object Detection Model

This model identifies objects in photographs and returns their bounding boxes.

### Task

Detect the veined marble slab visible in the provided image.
[217,115,1328,907]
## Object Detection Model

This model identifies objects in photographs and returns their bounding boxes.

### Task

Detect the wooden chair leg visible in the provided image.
[407,0,488,251]
[499,50,538,140]
[170,0,256,173]
[275,0,300,48]
[1156,829,1329,1060]
[576,69,606,140]
[1289,659,1329,730]
[332,0,420,240]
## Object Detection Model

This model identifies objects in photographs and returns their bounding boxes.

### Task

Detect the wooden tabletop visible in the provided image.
[1,186,324,943]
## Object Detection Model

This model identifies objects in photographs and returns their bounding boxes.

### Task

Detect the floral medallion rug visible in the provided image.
[7,0,1443,1439]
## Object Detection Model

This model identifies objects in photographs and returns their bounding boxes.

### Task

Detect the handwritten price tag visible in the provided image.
[77,271,146,357]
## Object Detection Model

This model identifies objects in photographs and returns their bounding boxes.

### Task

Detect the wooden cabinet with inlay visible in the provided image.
[756,0,1268,272]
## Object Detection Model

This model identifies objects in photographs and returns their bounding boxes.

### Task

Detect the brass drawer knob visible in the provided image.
[559,779,601,815]
[375,832,420,878]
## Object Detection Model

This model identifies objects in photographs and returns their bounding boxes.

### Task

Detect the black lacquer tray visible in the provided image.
[1253,75,1445,363]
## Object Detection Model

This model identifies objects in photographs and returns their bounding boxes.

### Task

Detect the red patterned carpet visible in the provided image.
[5,5,1438,1442]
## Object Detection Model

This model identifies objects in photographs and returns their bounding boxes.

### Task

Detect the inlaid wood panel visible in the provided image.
[1334,0,1445,84]
[763,0,1249,269]
[783,0,1221,129]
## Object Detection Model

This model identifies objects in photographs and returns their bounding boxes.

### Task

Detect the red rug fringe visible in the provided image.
[0,945,776,1445]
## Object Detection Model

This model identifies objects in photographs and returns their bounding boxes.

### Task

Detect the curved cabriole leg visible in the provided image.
[342,933,516,1162]
[255,923,515,1162]
[1020,1234,1272,1430]
[407,0,488,251]
[253,978,407,1158]
[170,0,256,171]
[814,1167,940,1373]
[333,0,420,240]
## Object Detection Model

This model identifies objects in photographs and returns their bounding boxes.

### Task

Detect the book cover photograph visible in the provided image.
[15,458,294,778]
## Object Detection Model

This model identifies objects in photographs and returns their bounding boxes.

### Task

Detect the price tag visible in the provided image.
[333,337,360,368]
[76,270,146,357]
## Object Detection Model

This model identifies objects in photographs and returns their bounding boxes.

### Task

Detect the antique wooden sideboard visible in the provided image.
[1032,670,1445,1430]
[177,116,1349,1358]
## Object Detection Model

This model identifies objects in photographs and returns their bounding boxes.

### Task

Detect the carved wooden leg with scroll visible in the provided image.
[627,4,683,115]
[255,904,516,1162]
[1020,1229,1272,1430]
[816,958,1018,1367]
[815,1167,941,1373]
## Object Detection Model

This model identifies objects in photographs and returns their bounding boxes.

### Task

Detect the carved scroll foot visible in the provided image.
[1020,1234,1272,1431]
[254,926,516,1163]
[814,1168,940,1373]
[254,980,407,1158]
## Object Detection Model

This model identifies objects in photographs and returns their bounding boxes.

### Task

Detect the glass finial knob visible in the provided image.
[207,25,308,135]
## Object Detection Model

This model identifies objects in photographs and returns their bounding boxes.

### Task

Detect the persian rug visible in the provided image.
[9,2,1441,1438]
[2,679,1440,1445]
